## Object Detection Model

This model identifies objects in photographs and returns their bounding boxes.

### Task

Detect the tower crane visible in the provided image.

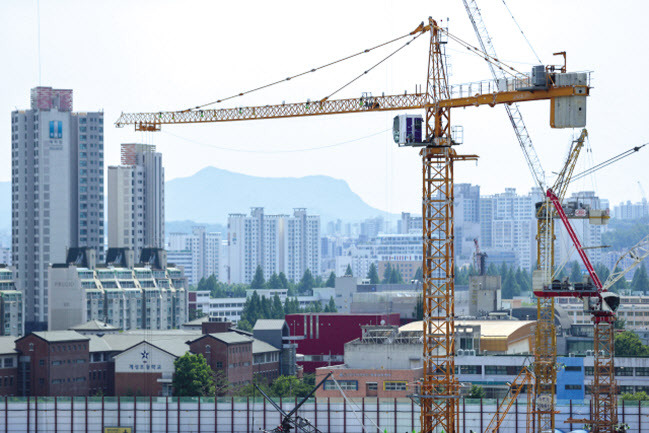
[116,18,590,433]
[460,1,587,430]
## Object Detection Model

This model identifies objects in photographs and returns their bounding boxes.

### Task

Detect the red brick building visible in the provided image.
[285,313,400,373]
[0,337,18,396]
[188,333,253,390]
[15,331,90,396]
[315,365,422,398]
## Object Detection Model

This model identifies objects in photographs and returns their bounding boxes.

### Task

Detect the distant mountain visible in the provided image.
[0,168,390,237]
[165,167,390,225]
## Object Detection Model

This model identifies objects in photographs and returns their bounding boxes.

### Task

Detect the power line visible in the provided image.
[161,128,390,154]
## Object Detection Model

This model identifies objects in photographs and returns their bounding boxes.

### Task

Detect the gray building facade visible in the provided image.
[11,87,104,332]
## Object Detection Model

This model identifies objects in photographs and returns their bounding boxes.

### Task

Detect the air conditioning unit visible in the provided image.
[457,349,465,356]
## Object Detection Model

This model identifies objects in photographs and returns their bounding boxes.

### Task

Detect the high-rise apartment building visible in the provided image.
[11,87,104,332]
[228,208,320,284]
[107,143,164,260]
[455,183,481,261]
[166,228,220,286]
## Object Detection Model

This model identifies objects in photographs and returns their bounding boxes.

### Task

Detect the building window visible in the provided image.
[324,380,357,391]
[205,345,211,354]
[216,361,223,369]
[565,384,582,390]
[367,382,378,391]
[383,381,407,391]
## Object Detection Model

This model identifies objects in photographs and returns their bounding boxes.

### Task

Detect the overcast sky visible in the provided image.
[2,0,648,219]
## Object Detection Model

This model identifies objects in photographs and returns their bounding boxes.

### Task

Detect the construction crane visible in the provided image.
[473,238,487,276]
[482,365,534,433]
[116,18,590,433]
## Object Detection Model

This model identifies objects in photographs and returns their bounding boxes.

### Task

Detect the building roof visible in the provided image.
[29,331,89,343]
[0,337,18,355]
[399,320,535,338]
[88,335,113,353]
[182,316,210,327]
[253,339,279,354]
[69,320,119,332]
[253,319,286,331]
[209,332,253,345]
[112,339,190,360]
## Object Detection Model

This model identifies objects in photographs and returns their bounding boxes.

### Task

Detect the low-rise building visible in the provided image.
[0,267,23,337]
[188,332,254,390]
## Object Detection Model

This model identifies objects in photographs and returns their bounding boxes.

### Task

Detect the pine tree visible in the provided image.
[251,266,266,291]
[324,296,337,312]
[298,269,315,294]
[325,272,336,288]
[267,273,282,290]
[367,263,380,284]
[271,293,284,319]
[570,261,583,283]
[413,267,423,281]
[382,263,392,283]
[612,265,630,293]
[631,263,649,293]
[389,267,403,284]
[278,272,290,290]
[344,264,353,277]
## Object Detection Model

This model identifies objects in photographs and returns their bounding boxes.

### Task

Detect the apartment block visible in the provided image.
[11,87,104,332]
[0,267,24,336]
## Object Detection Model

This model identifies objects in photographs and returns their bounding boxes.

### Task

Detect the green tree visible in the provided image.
[325,272,336,288]
[267,273,282,290]
[569,261,582,283]
[324,296,337,313]
[468,385,485,399]
[595,263,611,286]
[631,263,649,293]
[612,265,630,293]
[213,370,232,396]
[278,272,290,290]
[251,266,266,291]
[388,267,403,284]
[620,391,649,401]
[382,263,392,284]
[615,331,649,356]
[271,293,284,319]
[236,319,253,332]
[241,291,261,326]
[270,375,314,397]
[344,264,353,277]
[414,294,423,320]
[367,263,380,284]
[172,353,215,396]
[297,269,315,294]
[413,267,423,281]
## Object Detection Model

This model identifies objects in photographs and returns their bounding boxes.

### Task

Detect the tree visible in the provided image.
[241,291,261,326]
[595,263,611,286]
[297,269,315,294]
[468,385,485,399]
[324,296,337,313]
[271,293,284,319]
[325,272,336,288]
[414,294,423,320]
[612,265,630,293]
[344,264,353,277]
[389,266,403,284]
[278,272,290,290]
[213,369,232,396]
[569,261,582,283]
[267,273,282,290]
[413,267,423,281]
[251,266,266,291]
[620,391,649,401]
[382,263,392,284]
[367,264,380,284]
[615,331,649,356]
[172,353,215,396]
[236,319,253,332]
[631,263,649,293]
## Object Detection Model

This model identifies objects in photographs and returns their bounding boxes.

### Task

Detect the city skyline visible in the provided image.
[1,0,648,216]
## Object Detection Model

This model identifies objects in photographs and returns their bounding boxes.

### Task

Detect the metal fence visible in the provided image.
[0,397,648,433]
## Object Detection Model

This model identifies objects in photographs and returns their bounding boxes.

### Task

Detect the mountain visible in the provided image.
[165,167,390,225]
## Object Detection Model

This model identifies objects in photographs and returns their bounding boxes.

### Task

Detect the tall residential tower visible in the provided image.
[11,87,104,331]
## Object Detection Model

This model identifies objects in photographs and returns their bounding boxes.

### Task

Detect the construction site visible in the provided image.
[104,0,649,431]
[4,0,648,433]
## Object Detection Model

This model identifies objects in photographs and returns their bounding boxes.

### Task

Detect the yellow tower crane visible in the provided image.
[116,18,590,433]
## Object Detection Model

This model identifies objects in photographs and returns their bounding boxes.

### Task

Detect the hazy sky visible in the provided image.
[2,0,648,219]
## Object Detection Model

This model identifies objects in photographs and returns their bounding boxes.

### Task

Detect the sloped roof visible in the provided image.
[69,320,119,331]
[30,331,89,343]
[253,339,279,354]
[253,319,286,331]
[112,339,190,359]
[0,337,18,355]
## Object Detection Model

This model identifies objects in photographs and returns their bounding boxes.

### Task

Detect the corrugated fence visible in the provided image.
[0,397,648,433]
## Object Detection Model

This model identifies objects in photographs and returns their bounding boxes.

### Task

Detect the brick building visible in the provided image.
[188,333,253,389]
[15,331,90,396]
[0,337,18,396]
[285,313,400,372]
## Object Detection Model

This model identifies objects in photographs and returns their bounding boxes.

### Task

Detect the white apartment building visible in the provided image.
[107,143,165,260]
[0,267,24,336]
[556,295,649,330]
[11,87,104,332]
[0,248,10,266]
[48,249,187,331]
[228,208,320,284]
[166,228,221,286]
[614,199,648,220]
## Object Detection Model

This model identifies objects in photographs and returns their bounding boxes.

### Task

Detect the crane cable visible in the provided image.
[433,24,527,79]
[500,0,543,64]
[571,143,648,182]
[322,30,426,102]
[189,28,427,112]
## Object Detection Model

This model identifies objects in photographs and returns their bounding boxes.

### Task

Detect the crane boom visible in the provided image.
[115,85,586,131]
[462,0,546,189]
